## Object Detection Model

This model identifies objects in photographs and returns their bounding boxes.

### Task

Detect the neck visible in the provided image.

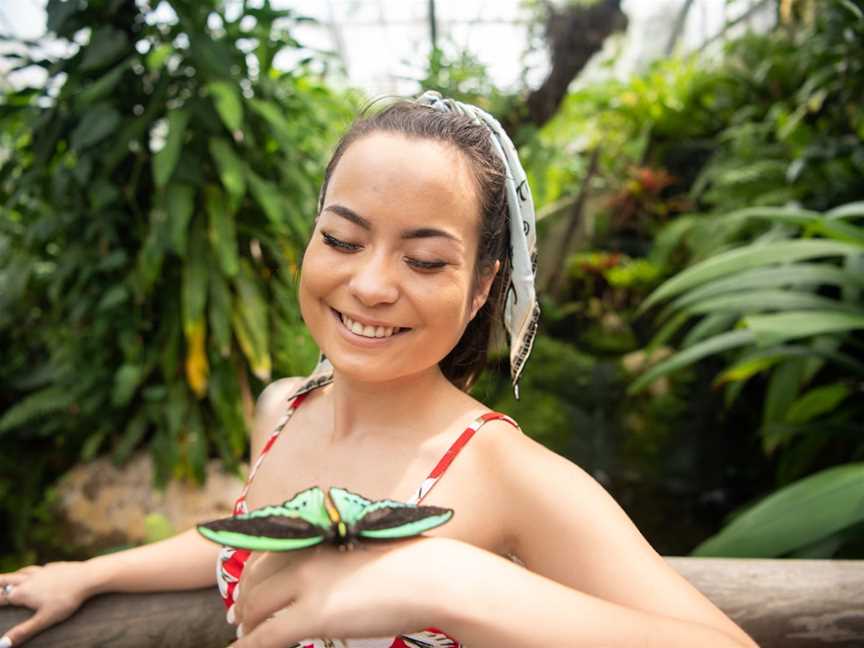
[325,365,462,444]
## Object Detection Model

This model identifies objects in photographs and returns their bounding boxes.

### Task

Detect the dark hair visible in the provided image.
[316,99,512,392]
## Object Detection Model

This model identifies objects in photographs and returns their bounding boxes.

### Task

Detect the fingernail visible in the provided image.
[1,635,13,648]
[237,623,246,638]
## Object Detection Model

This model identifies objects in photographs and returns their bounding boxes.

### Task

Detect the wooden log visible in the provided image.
[0,588,235,647]
[666,558,864,647]
[1,558,863,646]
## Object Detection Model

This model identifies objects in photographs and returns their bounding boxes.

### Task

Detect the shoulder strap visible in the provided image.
[409,412,519,505]
[233,375,331,515]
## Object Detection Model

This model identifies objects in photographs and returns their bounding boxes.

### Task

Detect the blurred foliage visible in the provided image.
[622,1,864,557]
[0,0,355,561]
[507,0,864,557]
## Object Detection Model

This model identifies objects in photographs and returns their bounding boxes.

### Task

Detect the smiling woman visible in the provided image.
[0,92,757,648]
[300,131,494,387]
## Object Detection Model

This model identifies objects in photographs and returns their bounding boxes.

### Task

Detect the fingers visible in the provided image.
[231,608,308,648]
[235,552,299,623]
[238,563,304,632]
[2,609,55,647]
[0,575,29,608]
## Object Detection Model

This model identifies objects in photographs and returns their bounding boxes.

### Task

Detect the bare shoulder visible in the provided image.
[255,376,305,416]
[250,376,305,458]
[472,418,755,646]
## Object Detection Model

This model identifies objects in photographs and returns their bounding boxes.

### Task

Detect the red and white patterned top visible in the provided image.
[216,379,520,647]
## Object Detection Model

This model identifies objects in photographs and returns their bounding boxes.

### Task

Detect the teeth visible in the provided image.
[340,312,400,339]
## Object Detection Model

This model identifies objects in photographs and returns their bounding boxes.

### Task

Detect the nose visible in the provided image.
[348,249,400,307]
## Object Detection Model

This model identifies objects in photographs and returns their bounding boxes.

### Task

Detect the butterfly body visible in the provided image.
[197,486,454,552]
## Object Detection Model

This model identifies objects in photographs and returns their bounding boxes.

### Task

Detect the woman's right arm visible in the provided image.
[0,375,303,647]
[0,527,220,646]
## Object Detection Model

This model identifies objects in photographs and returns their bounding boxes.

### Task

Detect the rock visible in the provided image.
[53,452,245,553]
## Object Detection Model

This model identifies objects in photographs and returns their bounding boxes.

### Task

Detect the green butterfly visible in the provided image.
[197,486,454,551]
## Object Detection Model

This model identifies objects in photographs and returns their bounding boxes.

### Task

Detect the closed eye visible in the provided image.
[322,231,448,272]
[321,231,361,252]
[405,257,447,271]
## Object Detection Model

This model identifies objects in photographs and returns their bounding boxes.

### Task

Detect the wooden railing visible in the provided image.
[2,558,863,646]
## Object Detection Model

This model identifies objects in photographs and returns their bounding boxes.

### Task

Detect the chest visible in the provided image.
[242,412,508,555]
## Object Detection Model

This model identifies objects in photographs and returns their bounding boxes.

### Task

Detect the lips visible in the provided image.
[330,308,410,340]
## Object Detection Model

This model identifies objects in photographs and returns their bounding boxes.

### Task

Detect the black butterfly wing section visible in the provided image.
[353,499,454,541]
[197,504,329,551]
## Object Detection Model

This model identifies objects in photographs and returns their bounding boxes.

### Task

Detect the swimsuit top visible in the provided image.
[216,375,520,648]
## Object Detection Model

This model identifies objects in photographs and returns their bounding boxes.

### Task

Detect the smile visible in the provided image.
[330,308,411,340]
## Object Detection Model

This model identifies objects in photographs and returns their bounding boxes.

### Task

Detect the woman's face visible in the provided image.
[299,132,497,384]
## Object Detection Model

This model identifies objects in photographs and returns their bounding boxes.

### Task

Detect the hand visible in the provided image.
[232,537,470,647]
[0,562,94,647]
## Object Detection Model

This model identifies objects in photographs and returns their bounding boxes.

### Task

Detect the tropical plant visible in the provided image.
[630,203,864,556]
[0,0,353,560]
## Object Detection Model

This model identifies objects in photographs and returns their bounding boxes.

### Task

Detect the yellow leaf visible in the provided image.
[184,317,209,397]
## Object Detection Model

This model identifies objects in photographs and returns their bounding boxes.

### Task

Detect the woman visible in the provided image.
[0,92,757,648]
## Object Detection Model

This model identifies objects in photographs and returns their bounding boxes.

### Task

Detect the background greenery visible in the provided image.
[1,0,862,567]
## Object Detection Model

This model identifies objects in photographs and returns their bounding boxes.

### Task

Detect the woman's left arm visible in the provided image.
[232,427,758,647]
[454,422,759,648]
[231,534,755,648]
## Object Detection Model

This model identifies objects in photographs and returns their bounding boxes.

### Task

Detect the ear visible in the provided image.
[470,259,501,321]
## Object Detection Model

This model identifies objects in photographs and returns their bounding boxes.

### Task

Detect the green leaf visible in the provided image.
[135,210,166,296]
[113,412,149,465]
[208,265,233,358]
[153,109,190,188]
[75,59,130,108]
[70,104,121,150]
[207,81,243,134]
[165,183,195,255]
[691,463,864,557]
[232,260,271,380]
[682,290,857,317]
[640,240,860,312]
[184,404,207,484]
[46,0,79,34]
[745,311,864,346]
[112,364,145,407]
[182,222,210,336]
[762,358,806,428]
[208,360,246,460]
[208,138,246,209]
[827,201,864,220]
[0,386,76,433]
[205,185,239,277]
[627,330,755,394]
[80,27,129,72]
[716,344,864,386]
[147,43,173,72]
[81,428,108,462]
[248,98,295,152]
[786,383,852,425]
[667,264,864,314]
[247,170,285,228]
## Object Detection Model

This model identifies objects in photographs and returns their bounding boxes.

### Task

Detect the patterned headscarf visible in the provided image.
[304,91,540,398]
[414,91,539,397]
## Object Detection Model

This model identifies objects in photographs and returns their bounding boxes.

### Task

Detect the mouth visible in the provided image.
[330,308,411,340]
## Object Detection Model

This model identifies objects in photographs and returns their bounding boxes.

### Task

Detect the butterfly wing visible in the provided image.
[328,486,374,525]
[197,486,331,551]
[354,499,454,540]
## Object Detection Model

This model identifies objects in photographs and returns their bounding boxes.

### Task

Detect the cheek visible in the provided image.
[298,243,334,319]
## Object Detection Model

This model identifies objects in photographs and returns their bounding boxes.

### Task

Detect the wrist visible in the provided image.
[82,553,118,597]
[419,538,501,637]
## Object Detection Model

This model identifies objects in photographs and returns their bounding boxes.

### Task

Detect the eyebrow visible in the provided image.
[323,204,462,244]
